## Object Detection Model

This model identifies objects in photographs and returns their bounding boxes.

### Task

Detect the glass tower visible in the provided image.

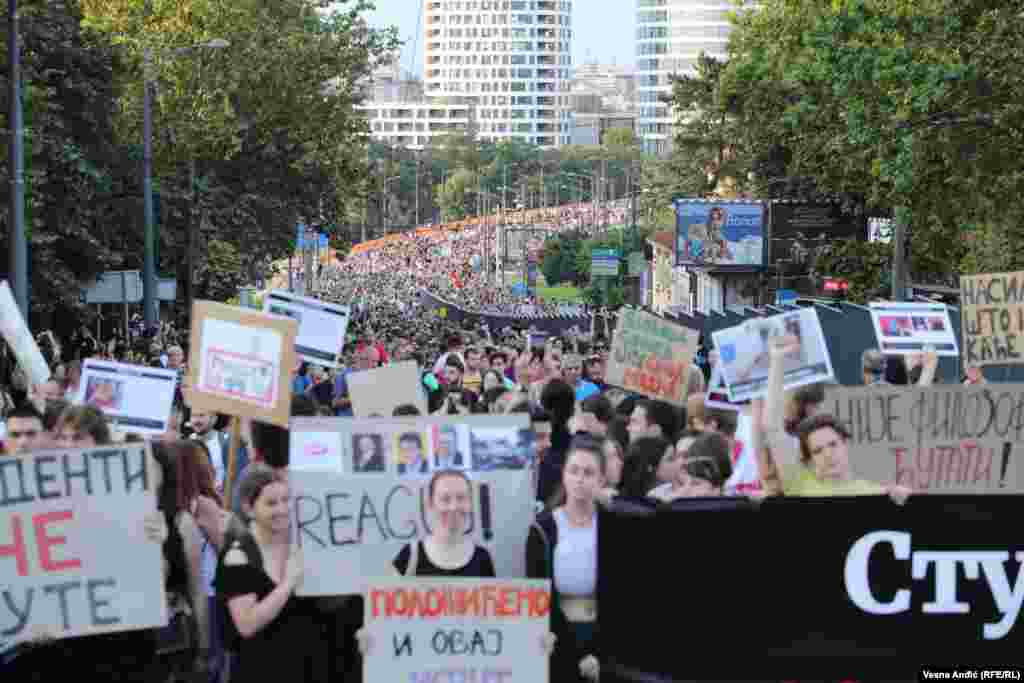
[636,0,732,156]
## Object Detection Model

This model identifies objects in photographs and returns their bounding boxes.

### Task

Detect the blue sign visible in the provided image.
[319,234,329,249]
[296,223,305,249]
[775,288,798,306]
[674,200,764,266]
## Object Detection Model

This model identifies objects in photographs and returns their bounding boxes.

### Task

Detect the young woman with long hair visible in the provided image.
[214,465,323,681]
[527,434,605,682]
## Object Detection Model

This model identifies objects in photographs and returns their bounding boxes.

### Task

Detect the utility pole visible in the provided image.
[8,0,27,316]
[142,43,157,327]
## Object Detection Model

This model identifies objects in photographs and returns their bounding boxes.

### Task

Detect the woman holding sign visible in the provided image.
[526,434,605,682]
[214,465,322,681]
[392,469,496,577]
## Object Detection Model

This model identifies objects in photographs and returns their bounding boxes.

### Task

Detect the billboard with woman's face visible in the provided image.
[675,200,765,266]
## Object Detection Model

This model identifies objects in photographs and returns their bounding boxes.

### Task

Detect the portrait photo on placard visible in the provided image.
[85,376,126,411]
[470,426,532,471]
[394,429,430,476]
[429,423,470,470]
[350,432,388,473]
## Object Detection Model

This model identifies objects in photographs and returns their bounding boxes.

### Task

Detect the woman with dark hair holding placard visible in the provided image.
[214,464,323,681]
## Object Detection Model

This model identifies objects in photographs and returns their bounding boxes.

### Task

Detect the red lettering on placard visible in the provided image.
[33,510,82,573]
[0,514,29,577]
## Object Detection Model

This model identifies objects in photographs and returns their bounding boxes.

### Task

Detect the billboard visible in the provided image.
[674,200,765,266]
[768,202,867,268]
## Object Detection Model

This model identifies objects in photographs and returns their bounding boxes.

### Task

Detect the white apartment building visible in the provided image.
[423,0,574,148]
[359,101,474,150]
[636,0,733,156]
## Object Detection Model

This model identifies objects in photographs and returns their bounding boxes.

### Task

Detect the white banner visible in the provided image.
[289,416,537,596]
[364,578,550,683]
[264,289,350,367]
[76,360,178,435]
[348,361,427,418]
[0,445,167,652]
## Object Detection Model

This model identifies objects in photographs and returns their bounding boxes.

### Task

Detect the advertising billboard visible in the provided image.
[675,200,765,266]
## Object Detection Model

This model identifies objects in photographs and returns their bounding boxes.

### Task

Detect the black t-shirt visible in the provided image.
[393,541,496,578]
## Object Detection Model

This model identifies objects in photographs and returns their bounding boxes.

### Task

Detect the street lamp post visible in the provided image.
[8,0,27,316]
[142,37,229,327]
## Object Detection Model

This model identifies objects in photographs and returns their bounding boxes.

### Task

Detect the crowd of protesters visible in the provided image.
[297,199,630,317]
[2,277,979,683]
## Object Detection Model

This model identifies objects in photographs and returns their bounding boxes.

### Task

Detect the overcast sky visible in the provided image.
[360,0,636,76]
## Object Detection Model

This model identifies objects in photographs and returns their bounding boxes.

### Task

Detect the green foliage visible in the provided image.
[540,230,586,285]
[724,0,1024,284]
[810,238,893,303]
[198,239,244,302]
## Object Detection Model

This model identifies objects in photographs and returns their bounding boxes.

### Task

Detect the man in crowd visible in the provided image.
[190,410,249,496]
[563,353,600,401]
[3,404,46,455]
[628,399,680,442]
[334,343,380,416]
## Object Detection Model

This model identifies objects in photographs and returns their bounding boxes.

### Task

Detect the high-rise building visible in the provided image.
[422,0,574,148]
[636,0,733,156]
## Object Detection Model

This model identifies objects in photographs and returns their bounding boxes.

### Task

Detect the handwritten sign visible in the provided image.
[827,384,1024,493]
[960,271,1024,366]
[188,300,298,427]
[364,578,550,683]
[0,445,167,652]
[289,415,537,596]
[606,308,698,404]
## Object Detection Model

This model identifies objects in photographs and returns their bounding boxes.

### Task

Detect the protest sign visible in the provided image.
[826,384,1024,493]
[363,578,550,683]
[0,445,167,653]
[289,415,536,596]
[868,301,959,357]
[263,290,350,367]
[0,281,51,386]
[600,496,1024,680]
[960,271,1024,366]
[606,308,699,404]
[712,307,834,402]
[705,363,746,409]
[188,301,297,427]
[347,361,427,418]
[76,360,177,435]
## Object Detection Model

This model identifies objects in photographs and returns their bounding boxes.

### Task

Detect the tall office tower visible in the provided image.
[636,0,733,156]
[423,0,574,148]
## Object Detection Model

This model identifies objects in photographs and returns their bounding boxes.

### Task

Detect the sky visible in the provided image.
[360,0,636,77]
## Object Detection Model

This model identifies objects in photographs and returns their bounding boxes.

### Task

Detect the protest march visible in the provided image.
[3,252,1023,683]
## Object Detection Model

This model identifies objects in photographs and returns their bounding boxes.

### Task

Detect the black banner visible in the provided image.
[599,497,1024,681]
[768,202,866,269]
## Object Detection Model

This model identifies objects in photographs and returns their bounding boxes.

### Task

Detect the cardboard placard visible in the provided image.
[347,361,427,418]
[76,360,178,435]
[606,308,699,404]
[0,280,51,386]
[960,271,1024,366]
[363,578,551,683]
[869,301,959,357]
[188,300,298,427]
[0,445,167,653]
[712,307,835,402]
[288,415,536,596]
[826,384,1024,493]
[262,289,350,367]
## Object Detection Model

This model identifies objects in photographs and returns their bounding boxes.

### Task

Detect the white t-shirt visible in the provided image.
[553,508,598,597]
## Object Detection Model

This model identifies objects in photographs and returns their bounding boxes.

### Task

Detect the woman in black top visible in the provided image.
[392,468,496,577]
[214,465,324,681]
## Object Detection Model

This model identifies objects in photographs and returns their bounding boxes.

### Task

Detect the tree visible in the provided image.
[726,0,1024,283]
[603,127,637,150]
